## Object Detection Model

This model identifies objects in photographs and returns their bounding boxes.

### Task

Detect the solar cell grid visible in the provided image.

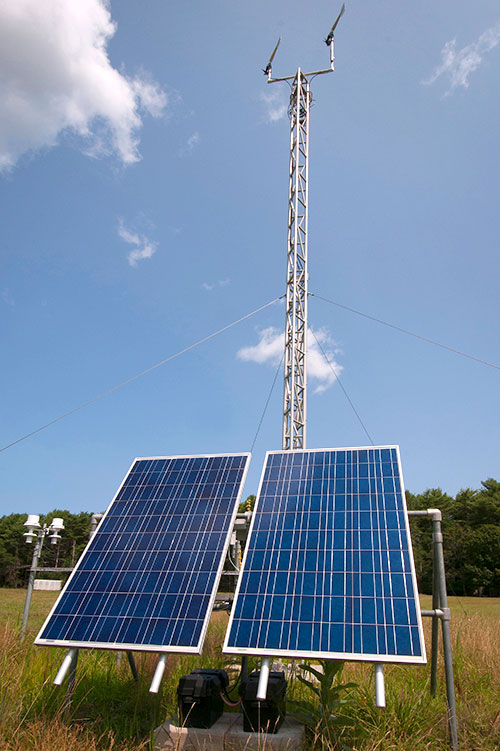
[224,447,426,663]
[36,453,250,652]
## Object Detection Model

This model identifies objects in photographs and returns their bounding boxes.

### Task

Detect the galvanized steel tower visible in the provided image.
[263,5,345,451]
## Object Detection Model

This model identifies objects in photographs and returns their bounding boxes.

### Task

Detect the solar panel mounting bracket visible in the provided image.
[256,657,271,700]
[150,654,168,694]
[374,664,385,708]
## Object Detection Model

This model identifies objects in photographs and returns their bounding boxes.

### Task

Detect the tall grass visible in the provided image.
[1,591,499,750]
[0,609,229,751]
[336,603,500,750]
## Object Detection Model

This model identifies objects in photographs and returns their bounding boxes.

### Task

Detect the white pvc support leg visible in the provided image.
[374,663,386,708]
[54,648,78,686]
[257,657,271,700]
[149,654,168,694]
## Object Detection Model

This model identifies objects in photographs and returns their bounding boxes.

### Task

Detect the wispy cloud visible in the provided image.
[202,278,230,292]
[2,288,14,307]
[237,326,343,394]
[118,220,158,267]
[0,0,167,172]
[260,90,288,123]
[178,131,200,157]
[423,22,500,95]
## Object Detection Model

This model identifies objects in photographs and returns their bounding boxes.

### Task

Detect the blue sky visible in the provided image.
[1,0,499,517]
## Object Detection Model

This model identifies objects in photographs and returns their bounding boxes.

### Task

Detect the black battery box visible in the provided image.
[239,670,287,733]
[177,669,229,729]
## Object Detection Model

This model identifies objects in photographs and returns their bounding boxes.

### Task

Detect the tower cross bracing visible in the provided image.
[283,70,311,450]
[264,14,342,450]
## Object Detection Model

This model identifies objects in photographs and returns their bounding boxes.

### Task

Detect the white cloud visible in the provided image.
[423,22,500,95]
[178,131,200,157]
[0,0,167,171]
[238,326,283,363]
[202,279,230,291]
[237,326,343,394]
[260,90,288,123]
[118,220,158,267]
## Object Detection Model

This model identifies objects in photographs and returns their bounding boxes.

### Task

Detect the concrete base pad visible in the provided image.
[154,712,305,751]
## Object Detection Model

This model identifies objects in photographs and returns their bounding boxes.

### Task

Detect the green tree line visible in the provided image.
[407,478,500,597]
[1,479,499,595]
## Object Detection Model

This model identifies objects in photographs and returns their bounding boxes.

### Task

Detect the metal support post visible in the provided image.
[54,648,79,686]
[430,530,440,698]
[20,537,42,641]
[150,654,168,694]
[21,516,65,639]
[126,651,139,682]
[64,648,79,710]
[408,509,458,750]
[432,512,458,751]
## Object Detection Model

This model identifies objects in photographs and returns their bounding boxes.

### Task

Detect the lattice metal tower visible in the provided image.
[264,5,345,451]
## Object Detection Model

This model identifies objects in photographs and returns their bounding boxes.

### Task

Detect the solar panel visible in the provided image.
[224,447,426,663]
[36,453,250,653]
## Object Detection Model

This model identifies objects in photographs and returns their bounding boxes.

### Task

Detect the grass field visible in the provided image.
[1,588,499,750]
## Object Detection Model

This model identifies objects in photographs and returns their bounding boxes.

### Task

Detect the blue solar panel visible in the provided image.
[36,454,250,652]
[224,447,426,663]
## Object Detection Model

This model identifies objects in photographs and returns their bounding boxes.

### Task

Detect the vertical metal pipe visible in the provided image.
[20,535,42,641]
[430,526,440,697]
[432,514,458,751]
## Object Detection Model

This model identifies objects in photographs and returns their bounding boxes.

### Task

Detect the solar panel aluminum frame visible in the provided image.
[35,453,251,654]
[223,446,426,665]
